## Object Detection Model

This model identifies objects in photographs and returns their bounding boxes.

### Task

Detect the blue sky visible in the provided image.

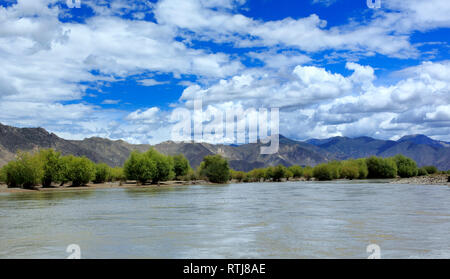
[0,0,449,144]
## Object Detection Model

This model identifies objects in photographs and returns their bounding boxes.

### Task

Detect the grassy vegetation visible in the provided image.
[0,147,446,189]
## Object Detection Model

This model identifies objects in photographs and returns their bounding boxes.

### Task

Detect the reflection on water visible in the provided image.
[0,182,449,258]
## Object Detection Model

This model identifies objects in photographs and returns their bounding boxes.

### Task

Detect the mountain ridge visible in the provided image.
[0,123,448,171]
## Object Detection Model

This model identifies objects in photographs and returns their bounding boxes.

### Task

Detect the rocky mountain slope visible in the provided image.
[0,123,449,171]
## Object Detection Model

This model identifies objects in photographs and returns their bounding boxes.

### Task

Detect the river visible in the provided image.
[0,180,449,258]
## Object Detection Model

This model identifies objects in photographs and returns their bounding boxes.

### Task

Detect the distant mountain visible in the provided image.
[0,123,449,171]
[307,134,450,170]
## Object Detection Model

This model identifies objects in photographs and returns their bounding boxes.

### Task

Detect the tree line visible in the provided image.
[0,148,446,189]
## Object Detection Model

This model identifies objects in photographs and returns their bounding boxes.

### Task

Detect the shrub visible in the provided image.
[39,149,64,187]
[263,166,274,181]
[66,156,95,186]
[327,161,342,179]
[365,156,397,178]
[145,149,174,183]
[272,165,287,182]
[340,160,360,180]
[284,169,293,180]
[93,163,111,184]
[313,164,334,181]
[355,158,369,179]
[172,154,190,178]
[248,168,265,182]
[393,154,418,178]
[423,166,438,175]
[288,165,303,178]
[3,151,43,189]
[417,167,428,176]
[199,155,230,183]
[110,167,126,182]
[124,151,157,184]
[231,170,246,182]
[0,166,6,184]
[303,166,313,180]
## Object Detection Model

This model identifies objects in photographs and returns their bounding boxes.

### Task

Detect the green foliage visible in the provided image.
[3,151,43,189]
[288,165,303,178]
[365,156,397,178]
[313,163,334,181]
[303,166,313,180]
[146,149,175,182]
[417,167,428,176]
[65,156,95,186]
[247,168,265,182]
[423,166,438,174]
[263,166,274,181]
[340,160,360,180]
[355,158,369,179]
[199,155,230,183]
[39,149,65,187]
[393,154,418,178]
[94,163,111,184]
[110,167,126,182]
[231,170,246,182]
[327,161,341,179]
[272,165,287,182]
[0,166,6,184]
[172,154,190,178]
[124,151,157,184]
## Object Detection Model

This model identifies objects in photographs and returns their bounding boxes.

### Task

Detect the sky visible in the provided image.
[0,0,449,144]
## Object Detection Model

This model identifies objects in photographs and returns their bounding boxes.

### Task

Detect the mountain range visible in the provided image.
[0,123,449,171]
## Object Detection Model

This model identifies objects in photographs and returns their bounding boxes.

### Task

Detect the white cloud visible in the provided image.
[126,107,161,123]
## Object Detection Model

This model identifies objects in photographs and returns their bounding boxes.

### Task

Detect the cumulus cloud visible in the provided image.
[1,0,450,143]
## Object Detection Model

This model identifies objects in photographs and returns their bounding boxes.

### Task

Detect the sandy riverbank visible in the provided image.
[392,174,450,186]
[0,180,214,193]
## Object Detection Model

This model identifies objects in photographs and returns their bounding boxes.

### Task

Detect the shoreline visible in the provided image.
[1,174,449,194]
[0,180,214,194]
[391,174,450,186]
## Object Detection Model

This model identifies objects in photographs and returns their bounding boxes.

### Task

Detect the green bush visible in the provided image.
[94,163,111,184]
[39,149,65,187]
[340,160,360,180]
[110,167,126,182]
[313,164,334,181]
[172,154,190,178]
[393,154,418,178]
[355,158,369,179]
[417,167,428,176]
[327,161,342,179]
[423,166,438,174]
[124,151,157,184]
[263,166,274,181]
[248,168,265,182]
[272,165,287,182]
[199,155,230,183]
[288,165,303,178]
[3,151,43,189]
[365,156,397,178]
[0,166,6,184]
[66,156,95,186]
[231,170,246,182]
[145,149,174,183]
[303,166,313,180]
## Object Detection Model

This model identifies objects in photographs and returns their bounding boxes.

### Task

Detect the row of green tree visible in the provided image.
[0,148,445,188]
[229,155,443,182]
[0,148,229,188]
[0,149,128,189]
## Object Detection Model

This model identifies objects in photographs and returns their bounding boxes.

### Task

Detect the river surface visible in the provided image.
[0,180,449,258]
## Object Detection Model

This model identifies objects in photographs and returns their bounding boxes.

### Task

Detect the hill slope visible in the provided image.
[0,123,448,170]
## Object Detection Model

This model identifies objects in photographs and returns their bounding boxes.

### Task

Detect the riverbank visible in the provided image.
[1,174,448,193]
[0,180,214,193]
[391,174,450,186]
